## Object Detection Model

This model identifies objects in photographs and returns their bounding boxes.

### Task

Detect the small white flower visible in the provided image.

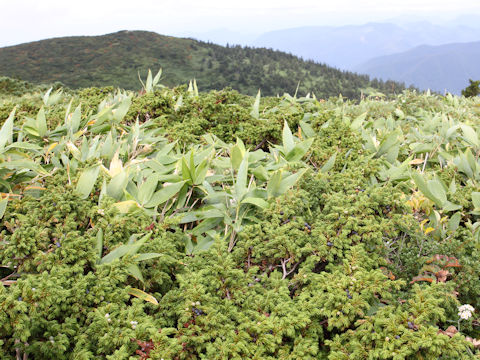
[459,304,474,313]
[49,336,55,344]
[195,301,201,306]
[458,304,475,320]
[130,320,138,329]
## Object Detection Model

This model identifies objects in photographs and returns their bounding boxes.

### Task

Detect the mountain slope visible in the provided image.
[251,22,480,70]
[355,41,480,94]
[0,30,403,98]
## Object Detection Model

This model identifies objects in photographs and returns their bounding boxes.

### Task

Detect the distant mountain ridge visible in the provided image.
[250,22,480,70]
[0,30,404,98]
[355,41,480,94]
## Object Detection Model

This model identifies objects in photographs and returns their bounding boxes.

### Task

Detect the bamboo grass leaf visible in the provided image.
[0,197,8,219]
[282,121,295,154]
[128,288,158,305]
[145,180,187,208]
[250,89,261,119]
[76,165,100,199]
[321,153,337,173]
[0,107,15,151]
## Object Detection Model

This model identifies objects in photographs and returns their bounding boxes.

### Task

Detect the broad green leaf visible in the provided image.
[128,288,158,305]
[267,170,282,198]
[113,200,139,213]
[191,218,223,236]
[448,212,462,232]
[193,78,199,97]
[0,107,15,150]
[231,140,245,170]
[252,165,268,181]
[411,172,436,205]
[279,170,305,193]
[192,236,215,253]
[127,264,144,283]
[250,89,260,119]
[69,105,82,134]
[282,121,295,153]
[241,197,268,209]
[350,112,367,130]
[96,228,103,260]
[112,97,131,123]
[107,171,128,200]
[6,142,42,151]
[0,159,48,175]
[445,124,460,139]
[385,145,399,164]
[472,192,480,209]
[465,148,477,174]
[321,153,337,173]
[427,179,447,207]
[286,138,314,162]
[449,178,457,194]
[100,244,131,264]
[36,107,48,138]
[194,159,208,185]
[376,132,399,158]
[135,253,163,262]
[394,108,405,119]
[152,68,162,87]
[181,156,192,184]
[411,143,434,154]
[0,197,7,219]
[145,180,187,208]
[443,201,462,212]
[76,165,100,199]
[461,124,479,147]
[189,151,196,183]
[235,152,249,199]
[138,175,159,205]
[43,87,53,106]
[146,69,153,92]
[174,94,183,112]
[299,120,316,138]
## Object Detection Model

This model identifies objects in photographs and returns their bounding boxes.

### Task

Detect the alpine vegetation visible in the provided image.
[0,75,479,359]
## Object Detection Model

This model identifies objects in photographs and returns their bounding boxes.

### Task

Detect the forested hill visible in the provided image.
[0,30,406,98]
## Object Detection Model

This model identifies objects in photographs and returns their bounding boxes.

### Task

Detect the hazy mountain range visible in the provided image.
[355,41,480,94]
[250,21,480,70]
[184,16,480,94]
[2,15,480,95]
[0,31,405,99]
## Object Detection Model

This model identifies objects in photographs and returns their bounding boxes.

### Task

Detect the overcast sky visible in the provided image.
[2,0,480,47]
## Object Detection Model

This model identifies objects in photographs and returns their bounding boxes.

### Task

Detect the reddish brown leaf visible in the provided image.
[410,275,435,284]
[438,325,458,337]
[466,337,480,348]
[435,269,449,283]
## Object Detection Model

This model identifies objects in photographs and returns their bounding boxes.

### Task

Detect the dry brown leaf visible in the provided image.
[435,269,449,283]
[466,337,480,348]
[438,325,458,337]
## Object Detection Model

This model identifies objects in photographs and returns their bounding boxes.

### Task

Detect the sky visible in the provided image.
[2,0,480,47]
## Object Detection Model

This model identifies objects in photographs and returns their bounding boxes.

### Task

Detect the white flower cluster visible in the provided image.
[458,304,475,320]
[130,321,138,329]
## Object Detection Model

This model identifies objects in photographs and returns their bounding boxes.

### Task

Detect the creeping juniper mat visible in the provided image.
[0,76,480,359]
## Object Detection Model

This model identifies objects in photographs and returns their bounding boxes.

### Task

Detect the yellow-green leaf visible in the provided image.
[128,288,158,305]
